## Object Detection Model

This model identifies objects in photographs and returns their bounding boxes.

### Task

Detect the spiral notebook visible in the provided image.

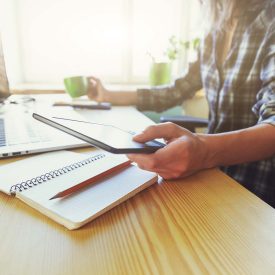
[0,150,157,230]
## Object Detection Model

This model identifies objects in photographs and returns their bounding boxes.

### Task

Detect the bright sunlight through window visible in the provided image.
[0,0,202,86]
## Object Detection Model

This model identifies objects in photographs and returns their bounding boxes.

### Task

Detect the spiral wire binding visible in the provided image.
[9,153,106,195]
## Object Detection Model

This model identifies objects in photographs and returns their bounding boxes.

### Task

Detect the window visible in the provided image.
[0,0,202,86]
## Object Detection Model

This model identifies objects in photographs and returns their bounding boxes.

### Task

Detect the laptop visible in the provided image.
[0,38,87,158]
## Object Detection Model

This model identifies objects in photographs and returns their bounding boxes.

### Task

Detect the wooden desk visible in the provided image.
[1,95,275,274]
[1,152,275,274]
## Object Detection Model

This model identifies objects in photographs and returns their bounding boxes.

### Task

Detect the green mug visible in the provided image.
[64,76,90,98]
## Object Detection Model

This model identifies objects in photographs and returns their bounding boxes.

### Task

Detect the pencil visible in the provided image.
[49,160,132,200]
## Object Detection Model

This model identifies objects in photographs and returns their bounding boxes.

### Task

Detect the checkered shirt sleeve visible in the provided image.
[136,59,203,112]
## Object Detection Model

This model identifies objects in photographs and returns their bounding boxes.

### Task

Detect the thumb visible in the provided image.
[133,123,184,143]
[87,76,103,100]
[87,76,100,84]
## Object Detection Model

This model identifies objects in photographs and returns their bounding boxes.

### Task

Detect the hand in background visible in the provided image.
[86,76,138,106]
[87,76,110,102]
[127,123,209,179]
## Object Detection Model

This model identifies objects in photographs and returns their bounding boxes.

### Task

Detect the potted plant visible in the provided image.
[148,35,200,86]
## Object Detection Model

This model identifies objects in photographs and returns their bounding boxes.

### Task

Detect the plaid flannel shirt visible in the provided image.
[137,1,275,207]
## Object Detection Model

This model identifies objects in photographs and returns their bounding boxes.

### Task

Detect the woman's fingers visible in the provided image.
[86,76,107,102]
[133,123,189,143]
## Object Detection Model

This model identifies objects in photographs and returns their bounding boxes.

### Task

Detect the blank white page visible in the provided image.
[18,165,157,230]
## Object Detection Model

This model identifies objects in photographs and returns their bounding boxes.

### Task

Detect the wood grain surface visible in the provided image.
[1,155,275,275]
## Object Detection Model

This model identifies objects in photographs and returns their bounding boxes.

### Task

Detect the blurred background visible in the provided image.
[0,0,202,87]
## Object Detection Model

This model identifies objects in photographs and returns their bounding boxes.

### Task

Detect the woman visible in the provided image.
[87,0,275,207]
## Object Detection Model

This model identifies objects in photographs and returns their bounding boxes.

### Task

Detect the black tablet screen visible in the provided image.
[33,114,164,154]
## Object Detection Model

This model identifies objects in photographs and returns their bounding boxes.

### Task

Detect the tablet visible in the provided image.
[33,113,165,154]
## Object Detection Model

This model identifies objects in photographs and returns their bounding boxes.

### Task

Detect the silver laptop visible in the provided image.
[0,38,87,158]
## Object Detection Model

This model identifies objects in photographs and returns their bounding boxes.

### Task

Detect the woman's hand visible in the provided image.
[87,76,111,102]
[86,76,138,106]
[127,123,210,179]
[127,122,275,180]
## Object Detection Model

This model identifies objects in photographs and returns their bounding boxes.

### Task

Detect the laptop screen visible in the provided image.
[0,38,10,102]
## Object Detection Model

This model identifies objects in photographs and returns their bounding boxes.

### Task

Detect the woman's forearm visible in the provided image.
[106,91,138,106]
[200,123,275,168]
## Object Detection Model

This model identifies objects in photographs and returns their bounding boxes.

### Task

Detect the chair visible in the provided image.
[160,115,208,133]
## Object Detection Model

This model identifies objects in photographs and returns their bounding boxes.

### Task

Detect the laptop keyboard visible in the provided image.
[0,118,6,146]
[0,117,51,147]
